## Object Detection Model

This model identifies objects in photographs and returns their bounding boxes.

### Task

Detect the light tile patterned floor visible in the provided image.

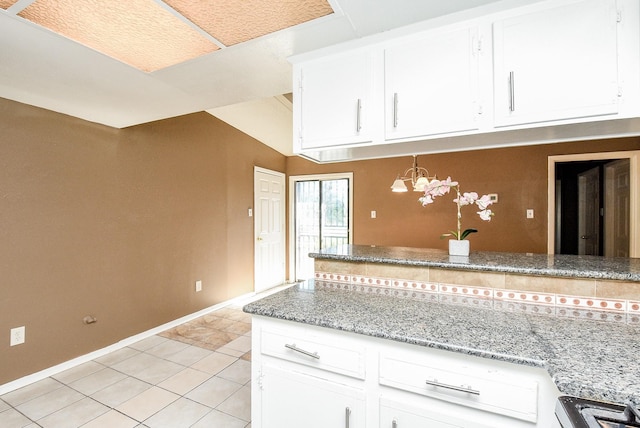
[0,305,253,428]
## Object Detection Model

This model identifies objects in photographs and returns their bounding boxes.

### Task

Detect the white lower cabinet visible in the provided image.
[252,316,561,428]
[380,398,465,428]
[259,365,365,428]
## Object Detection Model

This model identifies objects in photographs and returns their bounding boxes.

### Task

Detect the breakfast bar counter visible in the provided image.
[310,244,640,282]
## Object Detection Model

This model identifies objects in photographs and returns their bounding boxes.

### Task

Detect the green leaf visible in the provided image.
[459,228,478,240]
[440,231,458,240]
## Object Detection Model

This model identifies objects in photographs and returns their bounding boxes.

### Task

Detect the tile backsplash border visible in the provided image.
[314,271,640,325]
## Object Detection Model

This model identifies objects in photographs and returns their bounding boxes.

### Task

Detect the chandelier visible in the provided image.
[390,155,436,192]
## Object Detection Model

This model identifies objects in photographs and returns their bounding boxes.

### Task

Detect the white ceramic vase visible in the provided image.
[449,239,470,257]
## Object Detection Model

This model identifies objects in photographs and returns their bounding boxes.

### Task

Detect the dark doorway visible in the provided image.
[555,159,630,256]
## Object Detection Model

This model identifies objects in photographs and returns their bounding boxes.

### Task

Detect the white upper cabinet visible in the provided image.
[290,0,638,162]
[492,0,619,127]
[384,26,481,141]
[294,50,376,150]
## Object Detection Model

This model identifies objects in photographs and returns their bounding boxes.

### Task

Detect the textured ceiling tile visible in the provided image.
[166,0,334,46]
[0,0,19,9]
[19,0,219,72]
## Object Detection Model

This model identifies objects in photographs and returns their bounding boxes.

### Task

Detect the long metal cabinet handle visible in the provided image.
[356,98,362,133]
[345,407,351,428]
[392,419,397,428]
[425,379,480,395]
[508,71,515,112]
[284,343,320,359]
[393,92,399,127]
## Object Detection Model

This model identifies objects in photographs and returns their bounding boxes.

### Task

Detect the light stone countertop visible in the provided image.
[310,245,640,282]
[244,281,640,406]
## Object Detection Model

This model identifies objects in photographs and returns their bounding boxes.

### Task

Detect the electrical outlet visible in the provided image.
[195,280,202,292]
[10,326,25,346]
[527,209,534,219]
[371,210,377,219]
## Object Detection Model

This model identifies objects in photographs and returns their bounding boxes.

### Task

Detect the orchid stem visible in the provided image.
[456,186,461,240]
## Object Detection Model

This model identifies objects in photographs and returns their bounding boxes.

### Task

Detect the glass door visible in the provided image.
[292,174,352,280]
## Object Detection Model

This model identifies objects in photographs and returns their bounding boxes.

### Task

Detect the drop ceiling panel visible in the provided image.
[165,0,334,46]
[18,0,219,72]
[0,0,18,9]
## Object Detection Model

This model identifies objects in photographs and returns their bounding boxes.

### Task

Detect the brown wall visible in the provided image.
[2,94,639,387]
[287,137,640,253]
[0,98,285,385]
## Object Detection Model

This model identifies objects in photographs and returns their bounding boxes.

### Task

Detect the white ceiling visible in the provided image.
[1,0,536,156]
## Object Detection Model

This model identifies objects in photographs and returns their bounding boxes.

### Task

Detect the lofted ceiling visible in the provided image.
[0,0,536,155]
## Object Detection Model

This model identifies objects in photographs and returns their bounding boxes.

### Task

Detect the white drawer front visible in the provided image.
[379,352,538,422]
[261,326,366,379]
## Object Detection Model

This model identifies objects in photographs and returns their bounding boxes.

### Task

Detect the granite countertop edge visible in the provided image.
[244,283,640,406]
[310,246,640,282]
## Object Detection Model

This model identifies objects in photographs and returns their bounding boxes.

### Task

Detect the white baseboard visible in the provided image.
[0,291,259,396]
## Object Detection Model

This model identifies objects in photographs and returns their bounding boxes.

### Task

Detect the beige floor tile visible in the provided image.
[16,385,84,421]
[157,368,212,395]
[0,407,34,427]
[94,347,141,367]
[191,408,247,428]
[190,352,237,375]
[216,385,251,422]
[52,362,105,385]
[185,377,242,408]
[1,378,64,407]
[143,397,211,428]
[129,336,168,352]
[81,410,139,428]
[217,360,251,385]
[37,397,108,428]
[115,387,179,422]
[0,399,8,412]
[215,345,245,358]
[112,353,184,385]
[224,336,252,353]
[144,340,191,359]
[163,345,212,366]
[69,368,127,396]
[90,377,152,408]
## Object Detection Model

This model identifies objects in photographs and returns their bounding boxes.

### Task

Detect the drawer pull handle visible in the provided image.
[425,378,480,395]
[284,343,320,359]
[345,406,351,428]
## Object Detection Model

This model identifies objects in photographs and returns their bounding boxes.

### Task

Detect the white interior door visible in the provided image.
[605,159,631,257]
[254,167,285,292]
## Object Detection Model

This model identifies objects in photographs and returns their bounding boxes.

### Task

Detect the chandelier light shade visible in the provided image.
[390,155,436,192]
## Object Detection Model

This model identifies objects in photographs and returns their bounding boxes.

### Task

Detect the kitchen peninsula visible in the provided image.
[244,245,640,427]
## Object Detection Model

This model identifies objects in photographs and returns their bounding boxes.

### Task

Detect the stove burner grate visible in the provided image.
[556,396,640,428]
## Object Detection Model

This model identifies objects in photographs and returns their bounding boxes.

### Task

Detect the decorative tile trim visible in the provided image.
[556,295,626,312]
[315,271,639,324]
[440,283,494,299]
[495,289,556,306]
[314,272,351,283]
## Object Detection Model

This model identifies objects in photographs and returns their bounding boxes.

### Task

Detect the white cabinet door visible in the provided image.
[384,26,480,141]
[296,51,375,150]
[259,365,366,428]
[380,399,464,428]
[493,0,619,127]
